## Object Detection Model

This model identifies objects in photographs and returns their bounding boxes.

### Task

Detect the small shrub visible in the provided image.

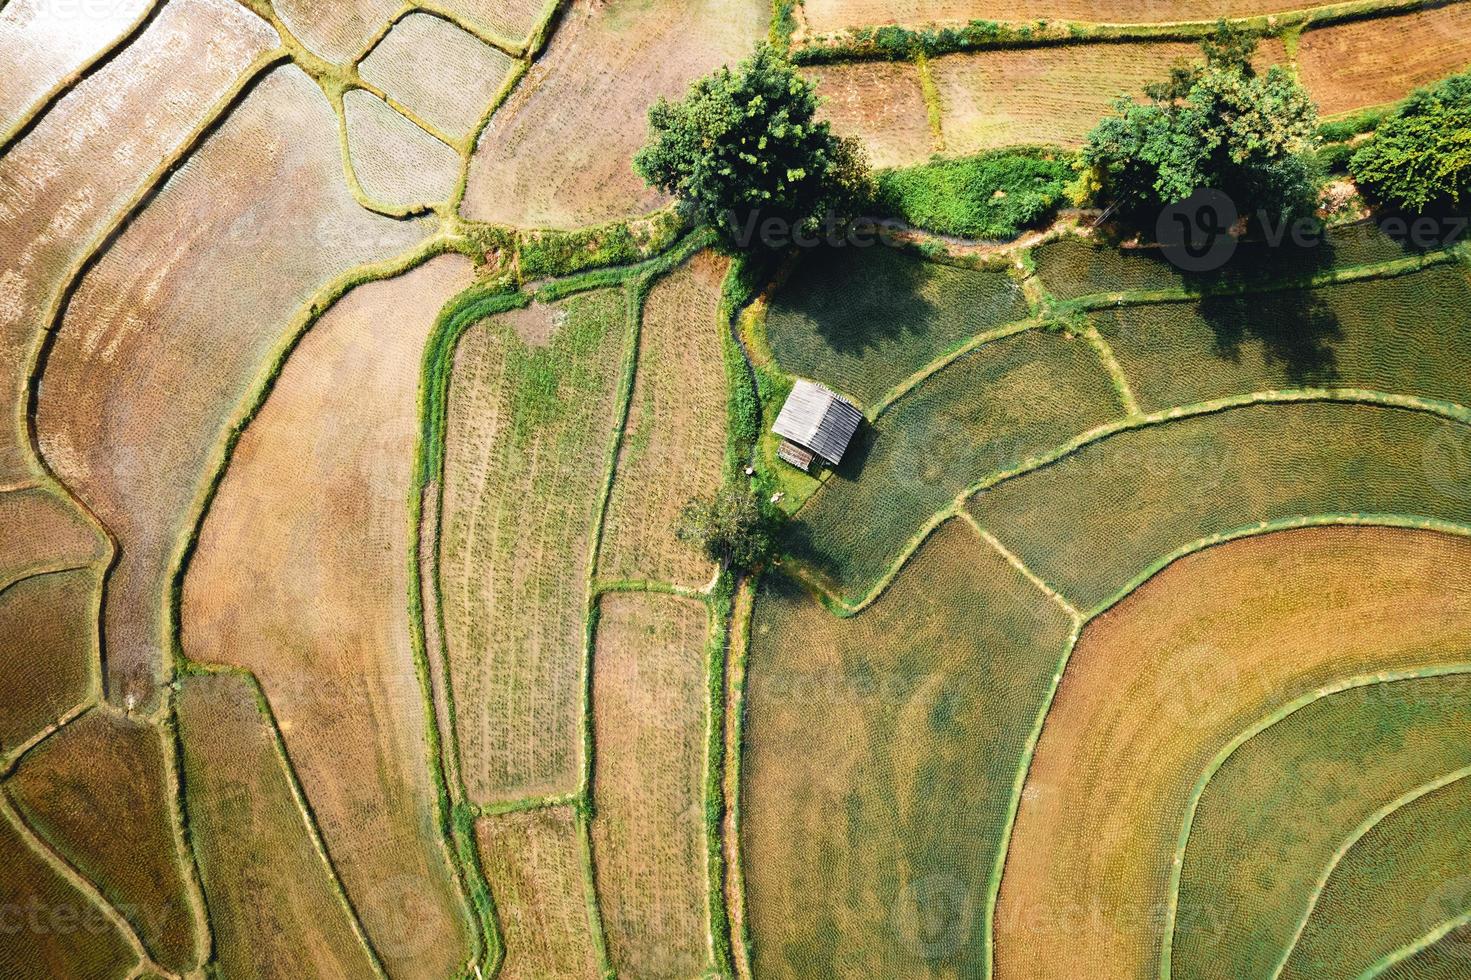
[1350,72,1471,213]
[875,148,1073,240]
[676,482,785,571]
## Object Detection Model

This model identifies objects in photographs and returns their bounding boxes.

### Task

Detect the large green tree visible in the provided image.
[1351,73,1471,213]
[1080,25,1321,226]
[676,483,784,572]
[635,44,870,250]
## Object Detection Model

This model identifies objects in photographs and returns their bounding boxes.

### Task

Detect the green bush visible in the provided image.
[874,149,1073,240]
[1350,72,1471,213]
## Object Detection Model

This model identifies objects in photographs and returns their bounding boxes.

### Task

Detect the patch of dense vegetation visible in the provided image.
[1350,72,1471,213]
[677,482,786,572]
[636,44,871,252]
[1079,24,1321,227]
[874,149,1072,240]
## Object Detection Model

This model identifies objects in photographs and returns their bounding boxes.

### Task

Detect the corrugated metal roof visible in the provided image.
[776,439,815,471]
[772,379,863,465]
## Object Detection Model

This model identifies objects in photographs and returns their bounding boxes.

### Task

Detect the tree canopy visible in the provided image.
[1350,72,1471,213]
[676,483,784,572]
[634,44,870,251]
[1079,25,1321,227]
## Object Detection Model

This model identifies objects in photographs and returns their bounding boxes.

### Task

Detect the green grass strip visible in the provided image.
[1159,665,1471,980]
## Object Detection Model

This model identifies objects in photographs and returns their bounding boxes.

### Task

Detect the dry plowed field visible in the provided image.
[1298,3,1471,116]
[462,0,769,227]
[803,0,1332,30]
[182,255,475,980]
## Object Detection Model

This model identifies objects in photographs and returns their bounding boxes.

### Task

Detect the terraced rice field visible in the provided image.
[598,250,730,588]
[439,288,628,802]
[6,2,1471,978]
[462,0,769,227]
[6,709,199,973]
[176,672,381,980]
[590,594,713,977]
[474,806,602,979]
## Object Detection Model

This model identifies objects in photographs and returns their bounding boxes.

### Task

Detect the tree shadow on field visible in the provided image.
[1195,289,1344,386]
[782,244,939,357]
[1185,238,1345,387]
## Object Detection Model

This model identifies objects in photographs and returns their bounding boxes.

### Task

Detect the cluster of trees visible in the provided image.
[1349,73,1471,213]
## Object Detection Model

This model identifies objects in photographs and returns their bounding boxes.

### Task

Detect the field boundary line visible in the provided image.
[1269,765,1471,979]
[1159,664,1471,979]
[957,512,1082,621]
[151,690,212,974]
[592,578,709,601]
[0,0,166,157]
[0,700,93,781]
[0,556,95,609]
[1077,321,1142,417]
[576,806,614,979]
[474,792,581,818]
[1068,242,1469,312]
[983,623,1080,978]
[0,784,164,977]
[869,318,1041,419]
[913,50,945,153]
[327,90,440,219]
[721,577,757,980]
[353,3,523,64]
[1360,909,1471,978]
[790,0,1470,63]
[176,663,391,979]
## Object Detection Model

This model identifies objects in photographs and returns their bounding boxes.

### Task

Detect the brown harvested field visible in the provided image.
[176,673,380,980]
[358,12,517,137]
[475,806,601,980]
[0,800,134,979]
[462,0,769,228]
[590,593,711,978]
[7,709,199,974]
[181,255,475,980]
[802,0,1325,30]
[273,0,399,63]
[35,65,428,713]
[931,41,1203,152]
[744,519,1075,978]
[598,251,729,589]
[0,485,103,588]
[0,0,278,488]
[1298,4,1471,116]
[0,568,98,756]
[0,0,152,134]
[805,60,935,169]
[995,527,1471,980]
[438,289,627,803]
[434,0,552,47]
[343,90,461,209]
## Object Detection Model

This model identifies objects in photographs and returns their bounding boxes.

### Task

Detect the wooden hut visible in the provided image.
[772,379,863,472]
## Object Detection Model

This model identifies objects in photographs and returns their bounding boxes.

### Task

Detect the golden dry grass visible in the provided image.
[176,672,381,980]
[462,0,769,227]
[598,251,729,589]
[803,0,1323,31]
[36,65,427,713]
[343,90,461,209]
[476,806,601,980]
[590,593,711,978]
[181,256,476,980]
[358,12,517,137]
[0,568,97,756]
[744,519,1075,977]
[0,0,153,134]
[931,41,1204,151]
[805,60,935,169]
[995,527,1471,980]
[1298,4,1471,116]
[7,709,198,973]
[0,800,133,979]
[0,486,103,587]
[438,289,626,803]
[0,0,278,487]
